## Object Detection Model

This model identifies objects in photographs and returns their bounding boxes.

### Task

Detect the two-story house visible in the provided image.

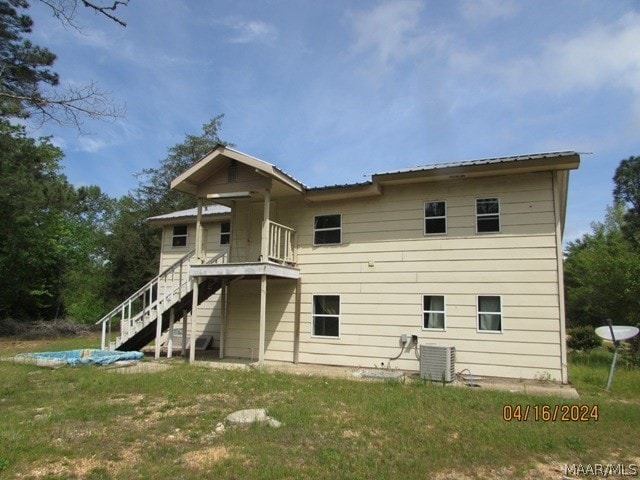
[98,145,579,383]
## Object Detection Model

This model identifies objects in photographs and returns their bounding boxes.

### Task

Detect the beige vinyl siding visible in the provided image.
[275,171,564,380]
[224,278,297,362]
[170,170,565,381]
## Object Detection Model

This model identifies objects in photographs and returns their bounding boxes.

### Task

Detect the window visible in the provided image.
[424,201,446,235]
[172,225,188,247]
[312,295,340,337]
[423,295,445,330]
[476,198,500,233]
[314,214,341,245]
[220,221,230,245]
[477,296,502,332]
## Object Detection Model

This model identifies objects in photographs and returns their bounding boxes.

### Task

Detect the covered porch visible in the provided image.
[170,145,306,367]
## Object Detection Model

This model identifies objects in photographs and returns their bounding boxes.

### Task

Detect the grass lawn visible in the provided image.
[0,336,638,479]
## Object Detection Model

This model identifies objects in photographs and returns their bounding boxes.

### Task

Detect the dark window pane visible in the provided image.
[221,222,231,233]
[314,295,340,315]
[314,214,341,230]
[425,202,445,217]
[479,296,501,312]
[478,313,501,331]
[477,215,500,232]
[172,236,187,247]
[425,217,446,234]
[424,295,444,311]
[314,229,341,245]
[476,198,499,214]
[424,312,445,329]
[173,225,188,235]
[314,316,339,337]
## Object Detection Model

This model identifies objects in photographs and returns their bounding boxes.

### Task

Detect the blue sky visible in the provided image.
[27,0,640,242]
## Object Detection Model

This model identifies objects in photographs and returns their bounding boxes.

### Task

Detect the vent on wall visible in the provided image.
[420,344,456,382]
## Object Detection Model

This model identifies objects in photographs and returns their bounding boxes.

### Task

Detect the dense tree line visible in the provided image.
[565,156,640,329]
[0,0,228,324]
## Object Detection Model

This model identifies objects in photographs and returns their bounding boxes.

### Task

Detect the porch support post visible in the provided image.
[154,308,163,360]
[293,277,301,364]
[261,189,271,262]
[190,278,199,364]
[195,198,204,264]
[258,274,267,366]
[101,321,106,350]
[219,280,227,359]
[181,309,188,357]
[167,308,175,359]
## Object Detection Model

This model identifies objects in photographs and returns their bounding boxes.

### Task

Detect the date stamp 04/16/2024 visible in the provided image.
[502,404,599,422]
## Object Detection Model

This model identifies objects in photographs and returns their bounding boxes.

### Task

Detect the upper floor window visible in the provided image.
[477,295,502,332]
[424,201,447,235]
[172,225,188,247]
[314,214,341,245]
[220,221,231,245]
[476,198,500,233]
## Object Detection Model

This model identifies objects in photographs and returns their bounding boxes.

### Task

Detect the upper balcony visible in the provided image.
[190,219,299,280]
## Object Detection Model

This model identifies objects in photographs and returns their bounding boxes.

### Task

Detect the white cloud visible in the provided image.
[220,18,278,45]
[459,0,518,25]
[502,12,640,98]
[347,0,438,71]
[76,137,107,153]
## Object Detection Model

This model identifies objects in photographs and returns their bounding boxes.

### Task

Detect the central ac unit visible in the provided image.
[420,344,456,382]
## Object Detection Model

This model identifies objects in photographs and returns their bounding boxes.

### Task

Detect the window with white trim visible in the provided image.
[314,214,341,245]
[172,225,188,247]
[423,295,445,330]
[312,295,340,337]
[477,296,502,332]
[424,201,446,235]
[476,198,500,233]
[220,221,230,245]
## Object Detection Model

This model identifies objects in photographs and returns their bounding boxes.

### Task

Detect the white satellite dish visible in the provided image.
[595,325,639,341]
[594,321,639,391]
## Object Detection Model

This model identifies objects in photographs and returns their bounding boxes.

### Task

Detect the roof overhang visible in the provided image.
[170,145,306,197]
[371,151,580,185]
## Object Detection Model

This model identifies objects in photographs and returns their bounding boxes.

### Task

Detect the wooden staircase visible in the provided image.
[96,250,227,352]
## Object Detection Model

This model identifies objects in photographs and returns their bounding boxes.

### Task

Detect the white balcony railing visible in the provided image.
[268,220,296,265]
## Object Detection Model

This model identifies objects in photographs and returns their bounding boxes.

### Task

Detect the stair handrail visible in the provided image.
[95,249,196,327]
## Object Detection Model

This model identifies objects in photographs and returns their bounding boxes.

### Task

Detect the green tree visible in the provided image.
[60,185,115,322]
[613,155,640,247]
[564,205,640,327]
[0,121,73,318]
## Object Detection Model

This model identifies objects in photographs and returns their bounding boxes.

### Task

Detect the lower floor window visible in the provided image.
[423,295,445,329]
[478,296,502,332]
[313,295,340,337]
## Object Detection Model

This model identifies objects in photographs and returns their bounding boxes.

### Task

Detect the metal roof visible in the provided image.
[147,204,230,222]
[371,151,578,178]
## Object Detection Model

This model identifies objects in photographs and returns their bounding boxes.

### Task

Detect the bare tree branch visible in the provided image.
[38,0,129,29]
[80,0,129,27]
[0,81,125,132]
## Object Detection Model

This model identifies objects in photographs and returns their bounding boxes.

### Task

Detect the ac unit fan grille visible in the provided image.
[420,344,456,382]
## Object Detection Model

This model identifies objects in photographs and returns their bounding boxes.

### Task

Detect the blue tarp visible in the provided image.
[15,349,144,366]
